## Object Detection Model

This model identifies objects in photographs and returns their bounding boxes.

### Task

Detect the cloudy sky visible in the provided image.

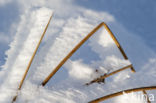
[0,1,156,103]
[0,0,156,67]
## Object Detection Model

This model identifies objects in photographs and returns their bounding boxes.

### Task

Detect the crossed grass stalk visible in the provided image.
[88,86,156,103]
[11,13,53,103]
[11,13,154,103]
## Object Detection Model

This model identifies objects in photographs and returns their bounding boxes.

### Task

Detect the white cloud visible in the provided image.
[64,59,94,81]
[0,7,53,103]
[115,92,146,103]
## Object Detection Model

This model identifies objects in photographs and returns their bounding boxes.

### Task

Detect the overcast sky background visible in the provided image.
[0,0,156,67]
